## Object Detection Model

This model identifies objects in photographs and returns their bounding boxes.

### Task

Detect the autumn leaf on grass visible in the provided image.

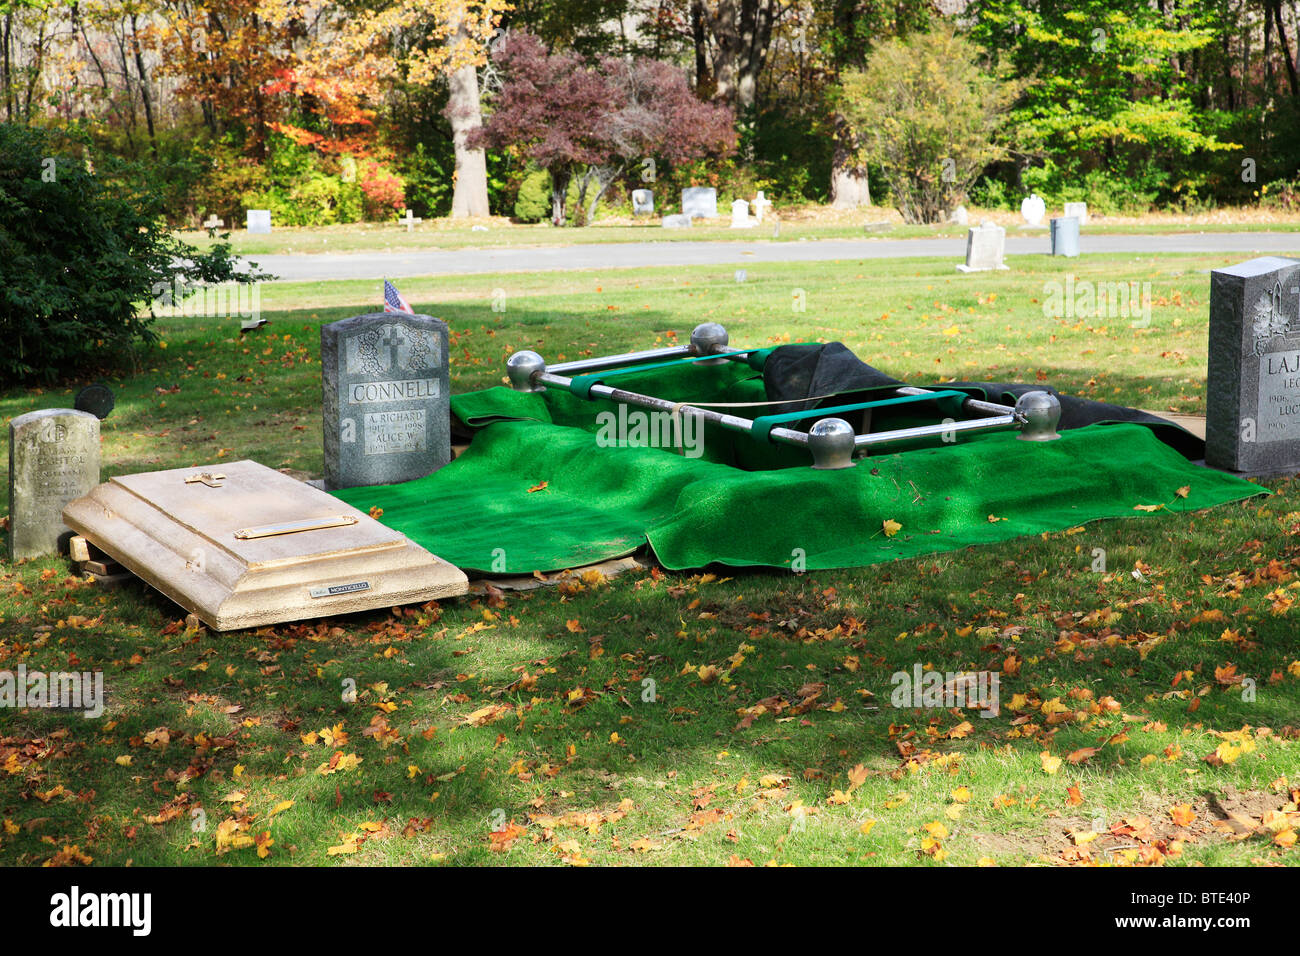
[1133,503,1164,513]
[1066,783,1084,807]
[846,764,869,793]
[1205,742,1243,766]
[1040,751,1062,775]
[368,506,384,520]
[882,518,902,537]
[463,704,512,727]
[316,751,362,775]
[1067,747,1100,765]
[488,822,526,852]
[565,619,585,634]
[254,832,273,859]
[951,786,973,804]
[268,800,294,818]
[628,838,661,853]
[1169,804,1196,827]
[527,481,549,494]
[327,833,360,856]
[1175,485,1190,498]
[923,821,949,840]
[884,793,910,810]
[319,723,348,747]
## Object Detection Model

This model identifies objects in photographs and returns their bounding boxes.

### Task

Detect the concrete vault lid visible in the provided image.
[63,459,466,631]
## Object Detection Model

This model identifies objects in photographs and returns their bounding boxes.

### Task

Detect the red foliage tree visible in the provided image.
[474,32,736,225]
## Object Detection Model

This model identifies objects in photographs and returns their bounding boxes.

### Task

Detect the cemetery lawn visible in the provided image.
[1,251,1298,867]
[179,216,1300,257]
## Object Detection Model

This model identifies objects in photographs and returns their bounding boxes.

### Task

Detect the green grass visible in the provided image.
[176,215,1300,258]
[1,251,1298,867]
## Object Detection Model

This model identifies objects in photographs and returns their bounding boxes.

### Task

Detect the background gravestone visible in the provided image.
[681,187,718,219]
[322,313,450,490]
[632,189,654,215]
[1207,256,1300,476]
[8,409,100,560]
[955,222,1009,272]
[246,209,272,233]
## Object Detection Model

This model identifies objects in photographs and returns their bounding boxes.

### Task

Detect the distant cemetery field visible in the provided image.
[180,207,1300,257]
[1,251,1298,867]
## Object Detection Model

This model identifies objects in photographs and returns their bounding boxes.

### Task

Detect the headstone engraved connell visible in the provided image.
[8,409,101,559]
[322,312,450,489]
[1207,256,1300,476]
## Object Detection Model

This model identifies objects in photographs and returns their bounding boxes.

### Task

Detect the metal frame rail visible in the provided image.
[505,323,1061,469]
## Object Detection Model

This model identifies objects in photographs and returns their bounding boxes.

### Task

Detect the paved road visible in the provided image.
[246,231,1300,282]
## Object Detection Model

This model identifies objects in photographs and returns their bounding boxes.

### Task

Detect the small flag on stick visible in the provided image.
[383,279,414,315]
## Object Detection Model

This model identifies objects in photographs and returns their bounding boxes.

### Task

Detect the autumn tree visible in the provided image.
[841,26,1019,224]
[329,0,509,218]
[474,31,734,225]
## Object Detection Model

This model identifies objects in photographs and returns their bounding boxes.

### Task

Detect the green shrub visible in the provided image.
[0,123,269,383]
[514,167,552,222]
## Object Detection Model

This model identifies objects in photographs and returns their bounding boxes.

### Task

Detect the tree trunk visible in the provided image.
[550,166,572,226]
[130,15,157,155]
[1271,0,1300,97]
[691,0,710,93]
[446,22,491,219]
[829,115,869,208]
[705,0,777,114]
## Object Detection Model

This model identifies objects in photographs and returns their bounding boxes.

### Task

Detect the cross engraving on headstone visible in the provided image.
[400,209,422,232]
[184,472,226,488]
[383,331,406,369]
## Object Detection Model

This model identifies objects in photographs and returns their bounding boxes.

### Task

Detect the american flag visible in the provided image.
[383,279,413,314]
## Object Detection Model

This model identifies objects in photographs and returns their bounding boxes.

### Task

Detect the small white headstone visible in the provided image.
[730,199,754,229]
[400,209,422,232]
[950,205,969,225]
[662,214,693,229]
[751,190,772,223]
[246,209,272,234]
[632,189,654,215]
[1063,201,1088,225]
[1020,194,1046,227]
[681,187,717,219]
[956,222,1009,273]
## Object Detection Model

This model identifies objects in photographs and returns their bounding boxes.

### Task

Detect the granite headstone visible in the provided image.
[681,187,718,219]
[1206,256,1300,476]
[247,209,272,233]
[8,409,101,559]
[632,189,654,215]
[1063,201,1088,225]
[955,222,1009,273]
[662,214,693,229]
[730,199,754,228]
[322,313,450,489]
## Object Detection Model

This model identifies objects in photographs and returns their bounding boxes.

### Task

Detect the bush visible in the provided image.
[514,168,552,222]
[0,123,269,383]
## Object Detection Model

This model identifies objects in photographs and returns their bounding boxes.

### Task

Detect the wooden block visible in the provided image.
[63,459,467,631]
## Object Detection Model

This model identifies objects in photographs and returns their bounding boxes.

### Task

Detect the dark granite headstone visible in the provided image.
[321,313,450,490]
[8,409,101,559]
[1207,256,1300,477]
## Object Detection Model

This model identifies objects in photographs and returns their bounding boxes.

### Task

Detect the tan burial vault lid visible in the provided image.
[63,459,467,631]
